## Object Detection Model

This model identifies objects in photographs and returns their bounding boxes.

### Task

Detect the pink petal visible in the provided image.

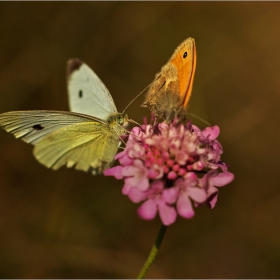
[202,125,220,140]
[162,186,179,204]
[122,165,136,177]
[188,187,207,203]
[103,166,123,179]
[207,191,219,209]
[218,162,229,172]
[121,162,149,190]
[158,122,169,131]
[199,170,217,189]
[118,153,133,166]
[134,159,145,169]
[122,179,133,195]
[147,169,159,179]
[207,185,218,196]
[125,176,149,191]
[184,176,198,188]
[198,178,208,194]
[175,151,188,165]
[131,126,142,136]
[177,192,195,219]
[151,180,164,191]
[115,151,126,160]
[137,176,150,191]
[158,201,177,226]
[209,171,234,186]
[191,125,201,133]
[128,187,147,203]
[137,199,157,220]
[127,143,145,158]
[151,165,165,179]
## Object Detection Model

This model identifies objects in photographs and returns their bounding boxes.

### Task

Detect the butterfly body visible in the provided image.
[142,38,196,123]
[0,59,129,175]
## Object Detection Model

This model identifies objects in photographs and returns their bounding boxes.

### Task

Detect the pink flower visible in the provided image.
[104,119,234,225]
[173,174,207,219]
[129,181,177,226]
[122,159,150,194]
[199,170,235,209]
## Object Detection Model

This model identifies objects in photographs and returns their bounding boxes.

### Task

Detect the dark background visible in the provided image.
[0,2,279,278]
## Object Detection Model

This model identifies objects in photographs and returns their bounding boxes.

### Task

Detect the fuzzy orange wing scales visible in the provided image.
[170,38,197,108]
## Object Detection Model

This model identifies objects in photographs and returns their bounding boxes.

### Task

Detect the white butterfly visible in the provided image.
[0,59,129,174]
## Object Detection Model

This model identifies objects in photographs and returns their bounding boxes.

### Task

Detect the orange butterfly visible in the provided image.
[142,38,196,123]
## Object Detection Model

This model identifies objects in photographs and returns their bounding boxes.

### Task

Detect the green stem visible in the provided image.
[137,224,167,279]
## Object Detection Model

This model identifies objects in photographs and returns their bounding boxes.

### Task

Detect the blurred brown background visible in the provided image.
[0,2,279,278]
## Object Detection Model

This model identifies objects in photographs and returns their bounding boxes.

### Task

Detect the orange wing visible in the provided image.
[170,38,197,107]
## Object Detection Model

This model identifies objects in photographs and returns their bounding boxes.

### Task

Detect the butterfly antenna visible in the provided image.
[186,112,211,126]
[128,118,141,126]
[122,75,161,113]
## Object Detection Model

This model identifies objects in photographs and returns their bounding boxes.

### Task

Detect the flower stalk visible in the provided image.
[137,223,167,279]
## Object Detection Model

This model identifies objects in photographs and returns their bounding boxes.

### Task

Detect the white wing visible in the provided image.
[0,110,105,145]
[67,58,117,120]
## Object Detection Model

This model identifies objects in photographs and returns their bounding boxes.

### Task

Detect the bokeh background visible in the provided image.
[0,2,279,278]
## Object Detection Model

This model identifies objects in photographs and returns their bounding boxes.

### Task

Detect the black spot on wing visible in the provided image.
[79,90,83,98]
[67,58,84,77]
[33,124,44,131]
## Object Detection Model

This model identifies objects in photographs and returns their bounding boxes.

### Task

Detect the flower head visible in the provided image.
[104,119,234,226]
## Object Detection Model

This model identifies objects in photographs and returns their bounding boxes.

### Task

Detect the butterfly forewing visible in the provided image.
[67,59,117,119]
[0,110,119,174]
[0,111,101,144]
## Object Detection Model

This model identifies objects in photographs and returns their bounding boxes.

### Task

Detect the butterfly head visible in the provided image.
[107,112,129,135]
[116,112,129,128]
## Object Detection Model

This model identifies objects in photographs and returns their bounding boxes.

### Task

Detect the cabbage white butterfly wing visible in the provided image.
[67,58,118,118]
[0,59,129,174]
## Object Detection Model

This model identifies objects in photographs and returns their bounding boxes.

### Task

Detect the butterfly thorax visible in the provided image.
[107,112,129,136]
[142,64,186,123]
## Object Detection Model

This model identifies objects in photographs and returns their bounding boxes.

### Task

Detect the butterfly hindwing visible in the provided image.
[34,121,120,174]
